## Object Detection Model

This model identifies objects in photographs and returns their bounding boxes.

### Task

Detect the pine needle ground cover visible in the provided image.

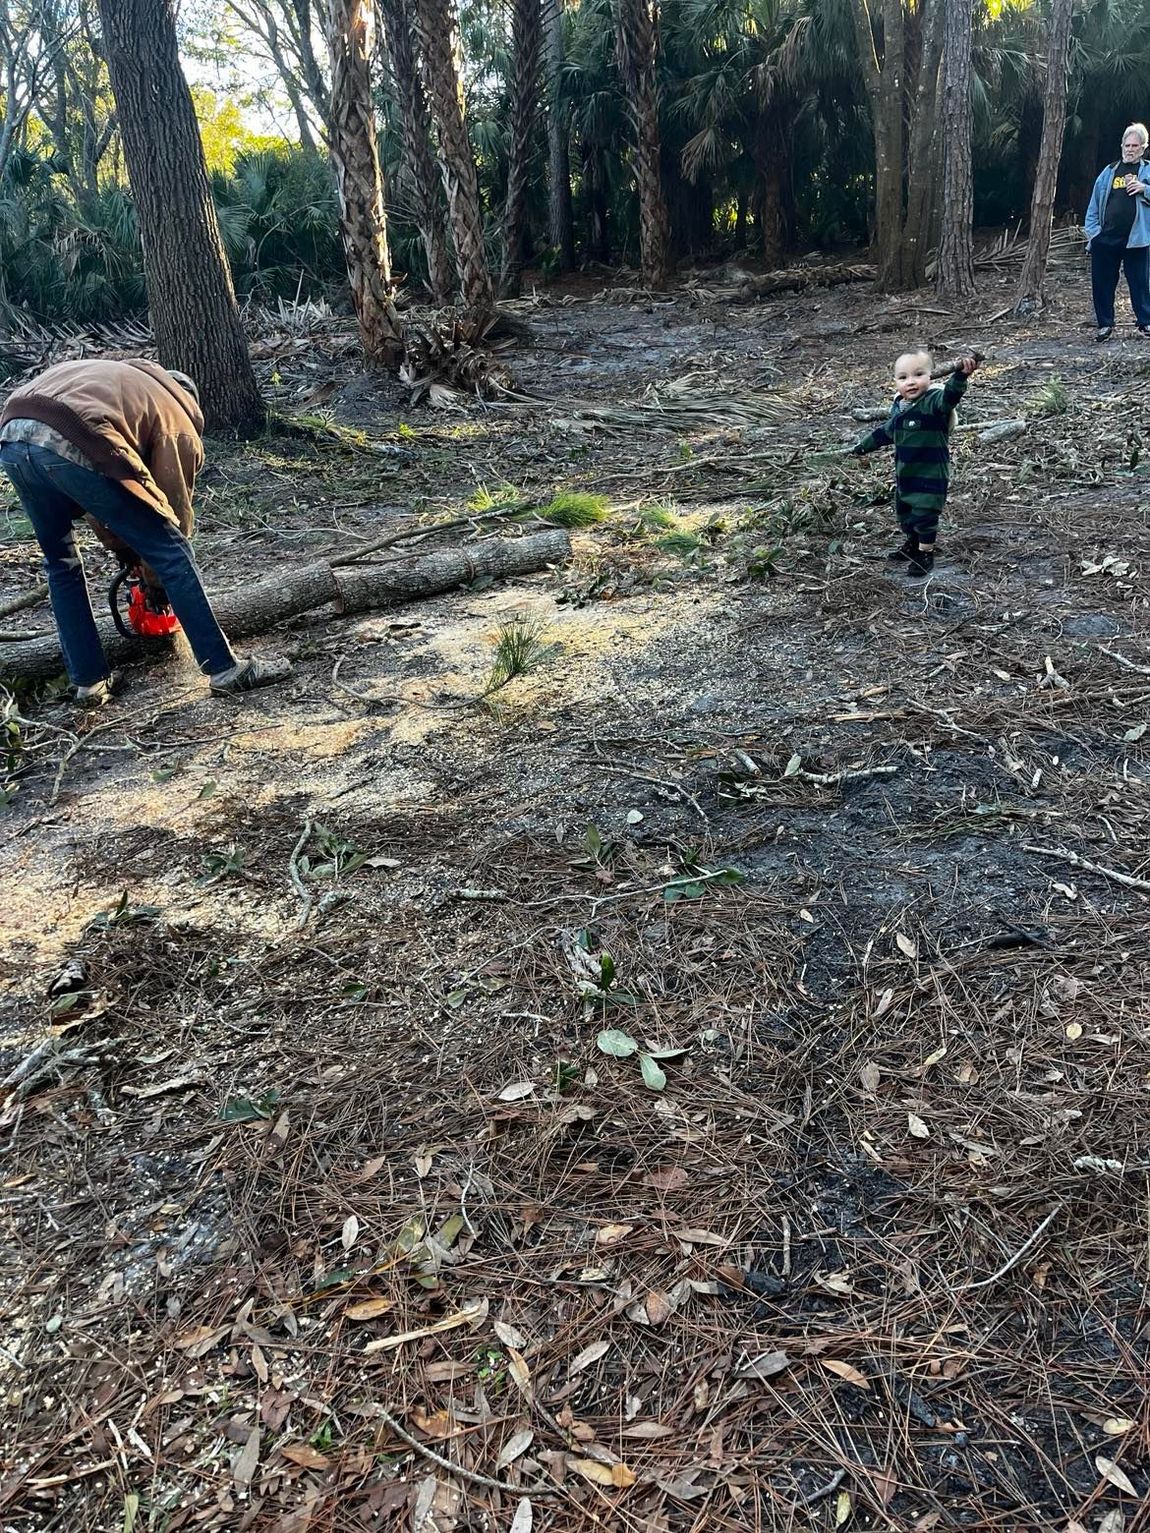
[1,263,1149,1532]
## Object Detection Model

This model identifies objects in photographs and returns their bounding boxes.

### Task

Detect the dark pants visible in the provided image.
[1,441,236,686]
[896,495,942,547]
[1090,239,1150,328]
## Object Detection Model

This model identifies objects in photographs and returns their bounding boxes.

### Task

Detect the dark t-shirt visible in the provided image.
[1099,160,1144,243]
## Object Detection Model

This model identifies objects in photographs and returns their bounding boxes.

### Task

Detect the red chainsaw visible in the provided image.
[108,559,181,640]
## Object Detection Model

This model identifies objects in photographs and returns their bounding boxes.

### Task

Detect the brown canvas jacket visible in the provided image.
[0,359,205,534]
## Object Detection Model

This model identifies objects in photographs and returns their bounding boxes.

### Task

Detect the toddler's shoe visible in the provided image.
[887,538,917,562]
[906,550,935,579]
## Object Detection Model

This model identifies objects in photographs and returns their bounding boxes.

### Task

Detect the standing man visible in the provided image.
[0,358,290,705]
[1084,123,1150,341]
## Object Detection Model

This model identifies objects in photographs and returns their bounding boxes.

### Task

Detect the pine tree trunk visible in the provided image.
[94,0,264,431]
[500,0,542,296]
[543,0,574,270]
[377,0,455,301]
[324,0,405,367]
[903,0,944,288]
[1014,0,1073,312]
[412,0,494,312]
[615,0,669,287]
[936,0,976,299]
[849,0,907,291]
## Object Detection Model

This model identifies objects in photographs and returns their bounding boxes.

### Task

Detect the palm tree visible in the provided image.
[377,0,455,300]
[543,0,575,269]
[500,0,542,294]
[615,0,670,284]
[412,0,494,310]
[324,0,405,366]
[94,0,264,429]
[1014,0,1073,312]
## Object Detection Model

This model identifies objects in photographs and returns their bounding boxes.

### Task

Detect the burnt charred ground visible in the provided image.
[1,265,1149,1531]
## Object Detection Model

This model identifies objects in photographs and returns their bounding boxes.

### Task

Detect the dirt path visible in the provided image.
[2,262,1148,1532]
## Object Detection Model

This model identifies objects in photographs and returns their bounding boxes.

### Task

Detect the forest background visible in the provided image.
[1,0,1147,341]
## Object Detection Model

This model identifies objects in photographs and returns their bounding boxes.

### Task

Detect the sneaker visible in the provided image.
[209,656,292,697]
[887,539,917,562]
[74,672,123,709]
[1096,325,1114,342]
[906,550,935,579]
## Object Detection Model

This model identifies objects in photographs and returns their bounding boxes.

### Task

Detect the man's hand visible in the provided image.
[1125,174,1145,196]
[957,354,979,376]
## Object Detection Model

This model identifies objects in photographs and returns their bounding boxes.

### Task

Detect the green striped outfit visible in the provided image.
[851,372,968,545]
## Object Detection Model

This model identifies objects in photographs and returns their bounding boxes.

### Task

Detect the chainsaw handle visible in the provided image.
[108,566,135,639]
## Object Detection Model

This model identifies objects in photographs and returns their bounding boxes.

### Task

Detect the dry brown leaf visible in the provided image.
[1098,1513,1126,1533]
[232,1426,260,1492]
[859,1061,881,1093]
[874,987,895,1017]
[363,1300,487,1354]
[570,1338,610,1374]
[643,1166,689,1192]
[497,1427,534,1469]
[871,1467,897,1506]
[507,1345,532,1397]
[822,1359,870,1389]
[280,1442,331,1469]
[1103,1418,1135,1435]
[174,1324,227,1356]
[345,1296,393,1321]
[676,1227,729,1247]
[644,1290,673,1326]
[510,1501,533,1533]
[1096,1456,1137,1495]
[596,1223,634,1246]
[498,1081,536,1101]
[341,1214,359,1251]
[737,1349,790,1379]
[816,1272,854,1296]
[956,1062,978,1084]
[623,1421,676,1440]
[494,1319,526,1349]
[895,933,918,959]
[411,1407,456,1439]
[907,1113,930,1140]
[570,1457,637,1489]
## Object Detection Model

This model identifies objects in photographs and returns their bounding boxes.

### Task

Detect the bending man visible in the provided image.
[0,358,289,705]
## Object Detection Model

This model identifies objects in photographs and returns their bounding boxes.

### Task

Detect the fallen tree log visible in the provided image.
[0,529,571,685]
[689,262,875,304]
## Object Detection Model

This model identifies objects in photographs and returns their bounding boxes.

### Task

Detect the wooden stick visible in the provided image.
[1023,844,1150,894]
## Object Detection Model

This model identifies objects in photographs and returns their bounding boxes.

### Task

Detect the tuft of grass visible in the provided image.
[637,502,678,531]
[535,490,610,527]
[482,616,554,703]
[1024,377,1069,418]
[656,529,703,559]
[468,480,522,514]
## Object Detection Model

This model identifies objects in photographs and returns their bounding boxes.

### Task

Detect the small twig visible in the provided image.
[372,1401,557,1495]
[1023,844,1150,895]
[795,1467,846,1506]
[0,583,49,620]
[798,763,898,787]
[1097,644,1150,676]
[329,503,540,568]
[289,819,314,927]
[956,1207,1061,1293]
[595,761,709,822]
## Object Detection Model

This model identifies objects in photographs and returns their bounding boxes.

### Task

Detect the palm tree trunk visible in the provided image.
[615,0,669,287]
[500,0,542,296]
[1014,0,1073,312]
[412,0,494,312]
[94,0,264,430]
[324,0,405,367]
[543,0,574,271]
[377,0,455,301]
[936,0,976,298]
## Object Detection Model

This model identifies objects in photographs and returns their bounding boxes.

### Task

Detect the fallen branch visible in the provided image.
[798,763,898,787]
[371,1402,557,1496]
[0,583,49,620]
[0,530,571,685]
[1022,844,1150,894]
[956,1207,1061,1292]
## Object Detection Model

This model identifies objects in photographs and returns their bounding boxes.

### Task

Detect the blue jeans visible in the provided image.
[1090,239,1150,328]
[1,442,236,686]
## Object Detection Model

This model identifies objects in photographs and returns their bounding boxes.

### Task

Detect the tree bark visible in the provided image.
[903,0,944,288]
[412,0,494,312]
[936,0,976,299]
[377,0,455,302]
[543,0,574,271]
[615,0,669,287]
[323,0,405,367]
[0,532,571,684]
[500,0,542,296]
[1014,0,1073,313]
[848,0,906,291]
[94,0,265,430]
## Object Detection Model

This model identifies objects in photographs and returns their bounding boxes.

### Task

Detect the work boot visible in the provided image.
[887,537,917,562]
[906,549,935,579]
[74,672,123,709]
[210,655,292,697]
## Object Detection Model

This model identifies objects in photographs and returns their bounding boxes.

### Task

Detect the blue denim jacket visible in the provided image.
[1084,160,1150,248]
